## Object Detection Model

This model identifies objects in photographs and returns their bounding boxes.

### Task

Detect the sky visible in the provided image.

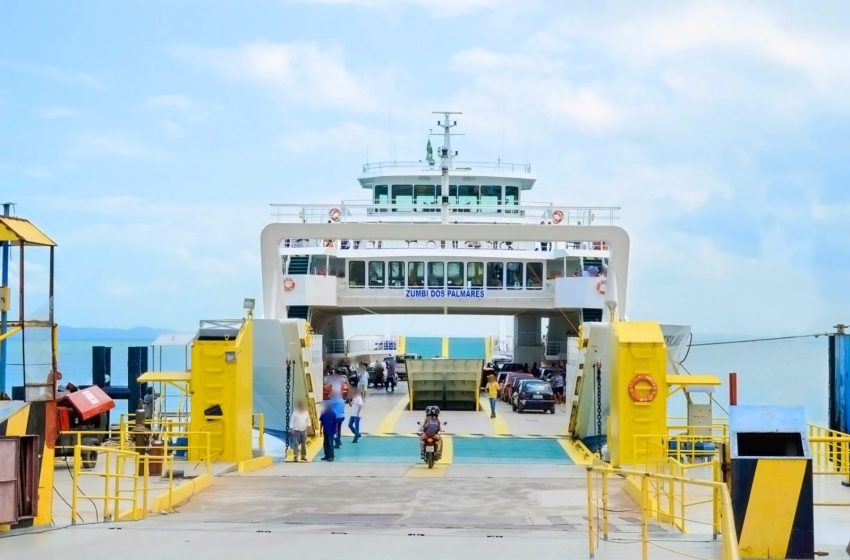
[2,0,850,337]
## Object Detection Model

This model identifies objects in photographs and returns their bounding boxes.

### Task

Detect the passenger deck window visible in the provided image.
[447,262,464,287]
[408,261,425,287]
[506,262,523,289]
[467,262,484,288]
[349,261,366,288]
[487,262,504,289]
[428,262,445,288]
[388,261,405,288]
[526,262,543,289]
[374,185,388,206]
[369,261,385,287]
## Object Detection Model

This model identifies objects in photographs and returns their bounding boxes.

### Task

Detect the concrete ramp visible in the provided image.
[406,359,483,411]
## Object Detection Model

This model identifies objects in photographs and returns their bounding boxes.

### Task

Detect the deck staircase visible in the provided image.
[287,255,310,275]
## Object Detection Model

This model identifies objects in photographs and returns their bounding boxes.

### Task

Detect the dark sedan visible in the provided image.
[511,379,555,414]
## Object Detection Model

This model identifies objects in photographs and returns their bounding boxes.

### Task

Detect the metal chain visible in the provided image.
[284,359,293,452]
[595,361,603,452]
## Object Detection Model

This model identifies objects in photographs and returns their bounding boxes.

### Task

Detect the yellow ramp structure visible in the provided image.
[189,319,254,463]
[608,321,668,467]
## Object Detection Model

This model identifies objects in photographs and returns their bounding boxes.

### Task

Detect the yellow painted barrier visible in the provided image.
[237,455,273,473]
[151,473,213,513]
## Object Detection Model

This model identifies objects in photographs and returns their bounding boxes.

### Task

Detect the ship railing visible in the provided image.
[361,160,532,173]
[586,463,739,560]
[269,202,619,225]
[809,424,850,478]
[281,238,610,252]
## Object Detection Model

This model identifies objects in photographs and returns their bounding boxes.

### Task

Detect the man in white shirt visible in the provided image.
[348,388,363,443]
[356,361,369,401]
[289,400,312,462]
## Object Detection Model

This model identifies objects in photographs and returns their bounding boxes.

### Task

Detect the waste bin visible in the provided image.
[730,405,813,559]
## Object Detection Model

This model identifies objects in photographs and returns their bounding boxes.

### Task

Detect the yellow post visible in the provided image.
[713,459,721,539]
[587,467,596,559]
[71,445,80,525]
[601,469,609,540]
[103,449,111,521]
[113,454,122,519]
[143,455,149,514]
[640,474,650,560]
[441,336,449,358]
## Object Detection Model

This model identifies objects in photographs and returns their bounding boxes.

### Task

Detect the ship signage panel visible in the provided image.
[404,288,486,299]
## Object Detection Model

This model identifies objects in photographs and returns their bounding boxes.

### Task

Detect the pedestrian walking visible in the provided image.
[486,374,500,419]
[331,393,346,448]
[319,401,337,462]
[356,361,369,401]
[348,387,363,443]
[289,400,311,462]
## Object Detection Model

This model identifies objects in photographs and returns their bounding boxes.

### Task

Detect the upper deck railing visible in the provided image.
[361,160,532,174]
[269,201,620,225]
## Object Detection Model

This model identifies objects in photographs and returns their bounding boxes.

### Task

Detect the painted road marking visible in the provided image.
[405,435,453,477]
[304,436,324,462]
[556,438,593,465]
[374,395,410,434]
[480,395,510,435]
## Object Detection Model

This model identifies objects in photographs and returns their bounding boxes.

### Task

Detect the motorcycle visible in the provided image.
[416,419,447,469]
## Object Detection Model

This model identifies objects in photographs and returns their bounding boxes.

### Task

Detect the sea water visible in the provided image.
[1,334,832,424]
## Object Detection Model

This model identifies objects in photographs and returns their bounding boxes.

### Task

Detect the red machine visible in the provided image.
[55,385,115,469]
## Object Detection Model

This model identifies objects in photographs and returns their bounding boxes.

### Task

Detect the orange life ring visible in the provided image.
[552,209,565,224]
[283,277,296,292]
[596,278,607,295]
[329,207,342,222]
[628,374,658,403]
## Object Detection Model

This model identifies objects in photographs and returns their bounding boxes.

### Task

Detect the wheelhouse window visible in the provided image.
[388,261,405,288]
[369,261,385,287]
[458,185,479,208]
[448,185,459,205]
[505,186,520,211]
[526,262,543,289]
[408,261,425,287]
[392,185,413,209]
[374,185,389,207]
[506,262,523,289]
[415,185,436,211]
[487,262,503,289]
[447,262,464,287]
[481,185,502,209]
[467,262,484,287]
[349,261,366,288]
[427,261,445,288]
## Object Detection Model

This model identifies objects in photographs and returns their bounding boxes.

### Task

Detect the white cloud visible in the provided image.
[295,0,522,17]
[279,122,388,153]
[69,132,153,159]
[37,106,80,119]
[145,94,196,110]
[450,48,623,134]
[172,42,380,112]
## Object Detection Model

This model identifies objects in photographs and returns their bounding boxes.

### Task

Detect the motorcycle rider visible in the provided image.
[419,405,442,459]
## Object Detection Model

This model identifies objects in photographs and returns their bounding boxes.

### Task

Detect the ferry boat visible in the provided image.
[261,111,625,368]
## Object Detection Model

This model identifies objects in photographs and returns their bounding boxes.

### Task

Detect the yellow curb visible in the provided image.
[151,472,213,513]
[237,455,273,473]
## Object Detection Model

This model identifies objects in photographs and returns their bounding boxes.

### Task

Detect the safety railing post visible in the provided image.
[640,474,650,560]
[103,449,111,521]
[71,445,80,525]
[601,469,609,540]
[712,459,721,539]
[586,467,596,559]
[113,455,122,519]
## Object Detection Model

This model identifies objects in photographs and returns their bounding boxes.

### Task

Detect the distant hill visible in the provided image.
[58,326,171,341]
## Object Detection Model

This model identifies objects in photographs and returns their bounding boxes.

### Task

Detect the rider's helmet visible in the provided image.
[428,405,441,418]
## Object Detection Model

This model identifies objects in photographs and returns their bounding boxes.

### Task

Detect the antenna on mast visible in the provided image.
[431,111,463,223]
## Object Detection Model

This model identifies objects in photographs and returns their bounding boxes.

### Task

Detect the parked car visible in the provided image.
[393,353,420,381]
[540,367,566,384]
[511,379,555,414]
[501,372,534,402]
[499,362,527,374]
[368,361,386,388]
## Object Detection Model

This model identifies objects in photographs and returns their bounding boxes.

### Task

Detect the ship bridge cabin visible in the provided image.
[261,114,627,364]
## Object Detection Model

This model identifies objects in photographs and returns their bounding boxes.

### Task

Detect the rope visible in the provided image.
[689,332,830,347]
[649,540,716,560]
